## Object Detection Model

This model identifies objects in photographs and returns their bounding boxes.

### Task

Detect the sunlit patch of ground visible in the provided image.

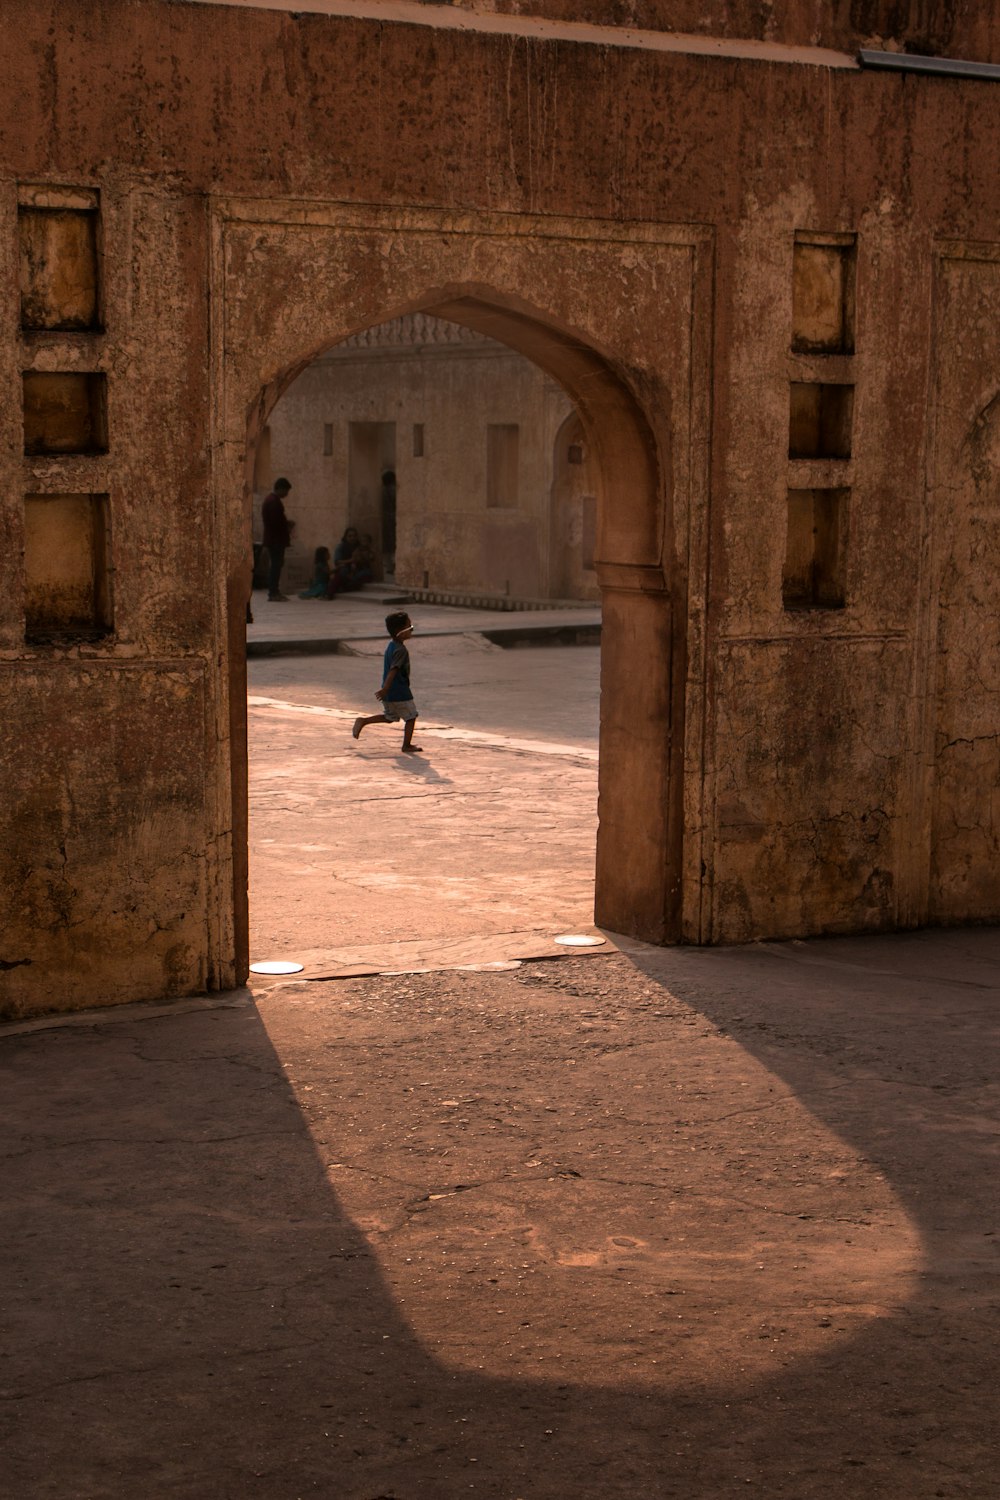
[263,957,922,1394]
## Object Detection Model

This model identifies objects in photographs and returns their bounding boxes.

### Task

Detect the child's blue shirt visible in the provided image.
[383,638,412,701]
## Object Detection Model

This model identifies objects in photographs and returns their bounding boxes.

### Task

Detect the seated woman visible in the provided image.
[298,545,332,598]
[341,532,375,590]
[326,527,360,596]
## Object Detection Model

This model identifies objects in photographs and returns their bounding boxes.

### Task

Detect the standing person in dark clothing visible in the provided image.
[261,477,294,601]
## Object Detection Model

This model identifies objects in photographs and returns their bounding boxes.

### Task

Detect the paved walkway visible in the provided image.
[247,588,601,656]
[247,625,601,968]
[3,929,999,1498]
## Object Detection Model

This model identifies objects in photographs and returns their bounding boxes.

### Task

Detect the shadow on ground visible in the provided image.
[1,927,997,1498]
[618,926,1000,1496]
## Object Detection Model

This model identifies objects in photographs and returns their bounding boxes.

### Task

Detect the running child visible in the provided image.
[352,611,422,753]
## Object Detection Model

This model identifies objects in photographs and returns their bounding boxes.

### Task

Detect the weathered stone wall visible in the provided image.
[926,249,1000,925]
[2,0,999,1015]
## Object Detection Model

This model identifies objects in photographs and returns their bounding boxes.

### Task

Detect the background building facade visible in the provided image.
[257,314,595,600]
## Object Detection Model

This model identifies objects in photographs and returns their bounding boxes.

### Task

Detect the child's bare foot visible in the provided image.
[352,717,364,739]
[401,744,423,754]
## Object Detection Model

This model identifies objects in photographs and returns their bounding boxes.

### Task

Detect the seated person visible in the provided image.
[344,533,375,589]
[299,545,332,598]
[327,527,360,595]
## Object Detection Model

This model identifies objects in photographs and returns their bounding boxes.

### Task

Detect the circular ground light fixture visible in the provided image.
[553,934,606,947]
[249,960,305,975]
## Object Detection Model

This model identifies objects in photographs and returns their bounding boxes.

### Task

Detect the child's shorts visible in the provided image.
[381,697,418,722]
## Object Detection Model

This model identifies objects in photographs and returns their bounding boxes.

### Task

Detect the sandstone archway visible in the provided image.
[212,204,711,981]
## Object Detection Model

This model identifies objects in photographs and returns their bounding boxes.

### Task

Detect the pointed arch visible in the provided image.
[246,285,669,582]
[214,209,708,980]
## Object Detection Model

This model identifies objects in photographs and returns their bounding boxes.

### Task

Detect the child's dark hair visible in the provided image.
[314,545,330,564]
[385,611,411,638]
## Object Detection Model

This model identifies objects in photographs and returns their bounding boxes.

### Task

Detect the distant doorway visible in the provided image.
[348,421,396,580]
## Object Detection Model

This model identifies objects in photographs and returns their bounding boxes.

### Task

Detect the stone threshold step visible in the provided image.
[247,620,601,657]
[400,587,595,611]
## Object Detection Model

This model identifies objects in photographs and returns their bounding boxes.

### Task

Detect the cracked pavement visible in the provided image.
[2,934,999,1497]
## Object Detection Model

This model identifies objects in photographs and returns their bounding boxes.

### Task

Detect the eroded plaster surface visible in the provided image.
[2,0,999,1015]
[928,250,1000,923]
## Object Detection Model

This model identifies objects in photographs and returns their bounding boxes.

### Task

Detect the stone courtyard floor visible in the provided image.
[245,590,601,969]
[3,596,999,1498]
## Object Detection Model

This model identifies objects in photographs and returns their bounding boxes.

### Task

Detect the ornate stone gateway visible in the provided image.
[2,0,999,1016]
[217,201,713,975]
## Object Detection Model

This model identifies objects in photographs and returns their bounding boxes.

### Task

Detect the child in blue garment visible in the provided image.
[352,611,422,753]
[298,546,332,598]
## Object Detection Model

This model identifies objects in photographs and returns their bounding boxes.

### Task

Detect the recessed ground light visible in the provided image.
[249,960,305,975]
[553,934,605,947]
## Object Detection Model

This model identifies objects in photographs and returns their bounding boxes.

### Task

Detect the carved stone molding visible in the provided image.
[325,313,500,357]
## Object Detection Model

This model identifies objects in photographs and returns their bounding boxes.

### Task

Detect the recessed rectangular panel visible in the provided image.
[23,493,112,639]
[789,382,853,460]
[23,372,108,455]
[792,236,856,354]
[783,488,847,609]
[19,206,99,331]
[486,423,519,509]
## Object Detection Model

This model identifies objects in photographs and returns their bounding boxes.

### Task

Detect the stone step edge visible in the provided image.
[397,587,595,611]
[247,620,601,657]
